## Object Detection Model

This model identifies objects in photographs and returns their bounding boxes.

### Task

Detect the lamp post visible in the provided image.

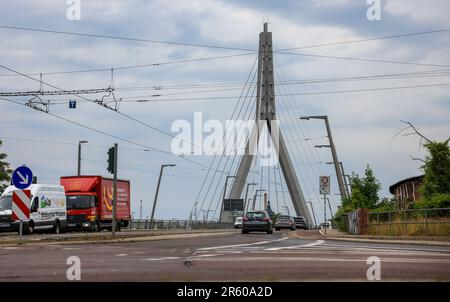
[219,175,236,222]
[77,140,88,176]
[253,189,266,210]
[306,201,318,227]
[326,161,350,198]
[243,182,257,216]
[150,164,176,228]
[301,115,347,200]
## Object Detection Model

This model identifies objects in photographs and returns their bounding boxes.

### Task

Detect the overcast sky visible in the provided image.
[1,0,449,220]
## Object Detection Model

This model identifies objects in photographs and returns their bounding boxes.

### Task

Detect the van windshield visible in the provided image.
[67,195,96,210]
[0,196,12,211]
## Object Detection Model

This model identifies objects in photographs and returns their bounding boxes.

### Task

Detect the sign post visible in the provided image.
[12,166,33,245]
[319,176,330,234]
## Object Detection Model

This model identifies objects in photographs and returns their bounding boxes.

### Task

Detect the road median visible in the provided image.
[0,229,237,247]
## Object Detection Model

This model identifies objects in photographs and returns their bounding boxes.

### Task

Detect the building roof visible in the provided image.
[389,175,424,194]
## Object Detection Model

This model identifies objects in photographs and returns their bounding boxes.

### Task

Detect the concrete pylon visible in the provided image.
[220,23,312,223]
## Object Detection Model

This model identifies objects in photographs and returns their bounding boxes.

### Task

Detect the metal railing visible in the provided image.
[129,219,234,230]
[368,208,450,236]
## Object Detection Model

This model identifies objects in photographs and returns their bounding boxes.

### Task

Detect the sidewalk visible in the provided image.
[294,229,450,246]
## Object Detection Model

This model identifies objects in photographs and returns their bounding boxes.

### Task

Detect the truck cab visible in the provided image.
[66,194,100,232]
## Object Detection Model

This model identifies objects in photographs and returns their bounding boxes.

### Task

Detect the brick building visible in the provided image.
[389,175,424,209]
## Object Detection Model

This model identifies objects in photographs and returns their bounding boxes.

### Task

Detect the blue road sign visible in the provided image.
[12,166,33,190]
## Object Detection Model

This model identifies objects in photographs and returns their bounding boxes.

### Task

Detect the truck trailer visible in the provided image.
[60,176,131,232]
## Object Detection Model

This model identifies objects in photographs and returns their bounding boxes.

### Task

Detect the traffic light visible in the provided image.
[107,146,115,174]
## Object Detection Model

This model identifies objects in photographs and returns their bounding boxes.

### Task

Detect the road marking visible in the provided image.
[188,253,223,259]
[143,256,181,261]
[265,240,325,251]
[192,256,450,264]
[198,237,288,251]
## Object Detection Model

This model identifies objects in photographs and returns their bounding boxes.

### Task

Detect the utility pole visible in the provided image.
[301,115,347,200]
[111,143,118,237]
[243,182,257,216]
[306,201,318,227]
[150,164,176,228]
[77,140,88,176]
[219,175,236,222]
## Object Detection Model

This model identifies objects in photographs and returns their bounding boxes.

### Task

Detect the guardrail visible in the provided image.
[368,208,450,236]
[129,219,234,230]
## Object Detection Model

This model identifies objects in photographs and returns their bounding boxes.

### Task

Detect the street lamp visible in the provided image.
[326,161,350,197]
[77,140,88,176]
[253,189,266,210]
[243,182,258,216]
[306,201,318,227]
[301,115,347,200]
[219,175,236,222]
[150,164,176,227]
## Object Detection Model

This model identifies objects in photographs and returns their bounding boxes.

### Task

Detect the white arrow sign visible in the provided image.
[17,171,29,184]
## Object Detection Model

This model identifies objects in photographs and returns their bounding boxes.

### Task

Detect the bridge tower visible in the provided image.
[220,23,312,223]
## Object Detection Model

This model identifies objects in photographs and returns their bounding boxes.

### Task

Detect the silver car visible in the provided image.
[275,215,296,231]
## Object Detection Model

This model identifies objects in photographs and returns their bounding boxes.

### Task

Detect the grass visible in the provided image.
[368,217,450,236]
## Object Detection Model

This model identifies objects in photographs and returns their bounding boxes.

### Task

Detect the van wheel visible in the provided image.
[22,221,34,235]
[53,221,61,234]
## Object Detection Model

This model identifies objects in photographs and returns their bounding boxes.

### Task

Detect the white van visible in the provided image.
[0,184,67,234]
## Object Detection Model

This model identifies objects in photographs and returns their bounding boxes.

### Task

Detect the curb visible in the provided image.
[298,234,450,247]
[0,229,237,247]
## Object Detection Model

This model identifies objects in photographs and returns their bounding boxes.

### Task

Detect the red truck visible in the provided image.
[60,176,131,232]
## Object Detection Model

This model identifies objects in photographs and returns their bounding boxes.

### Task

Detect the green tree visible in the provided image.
[0,140,13,194]
[338,165,381,213]
[420,139,450,199]
[398,121,450,209]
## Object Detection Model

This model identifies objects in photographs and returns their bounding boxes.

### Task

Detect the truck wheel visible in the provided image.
[53,221,61,234]
[93,221,100,232]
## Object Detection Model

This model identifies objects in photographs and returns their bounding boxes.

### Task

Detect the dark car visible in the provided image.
[275,215,296,231]
[242,211,273,234]
[293,216,308,230]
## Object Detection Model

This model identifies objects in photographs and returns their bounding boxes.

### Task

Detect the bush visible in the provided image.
[412,194,450,209]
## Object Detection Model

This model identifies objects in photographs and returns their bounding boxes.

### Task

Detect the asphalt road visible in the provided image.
[1,230,449,281]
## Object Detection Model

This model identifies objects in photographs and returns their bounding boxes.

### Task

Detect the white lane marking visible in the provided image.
[143,256,181,261]
[115,253,128,256]
[198,237,288,251]
[192,256,450,264]
[265,240,325,251]
[187,254,223,259]
[320,243,450,254]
